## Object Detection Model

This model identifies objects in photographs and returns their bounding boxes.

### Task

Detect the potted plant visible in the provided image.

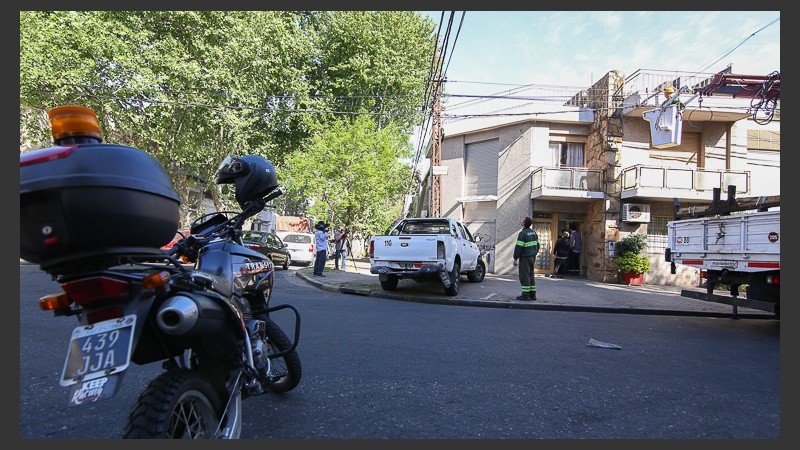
[614,233,652,285]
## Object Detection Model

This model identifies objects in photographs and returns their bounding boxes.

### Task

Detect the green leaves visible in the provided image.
[614,234,651,274]
[20,11,436,232]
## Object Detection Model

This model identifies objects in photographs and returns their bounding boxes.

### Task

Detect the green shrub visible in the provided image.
[614,234,651,274]
[614,251,652,273]
[615,233,646,256]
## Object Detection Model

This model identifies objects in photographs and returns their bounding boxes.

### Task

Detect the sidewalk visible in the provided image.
[296,257,774,319]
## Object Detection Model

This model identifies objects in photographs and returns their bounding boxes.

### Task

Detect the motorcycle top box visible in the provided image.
[20,142,180,273]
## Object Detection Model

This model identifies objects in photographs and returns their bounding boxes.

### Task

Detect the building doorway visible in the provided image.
[532,220,552,273]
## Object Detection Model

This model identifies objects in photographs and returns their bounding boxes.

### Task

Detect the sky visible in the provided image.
[423,11,780,98]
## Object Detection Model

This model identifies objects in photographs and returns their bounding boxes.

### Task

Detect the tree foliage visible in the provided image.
[307,11,434,133]
[20,11,321,224]
[20,11,435,231]
[281,115,414,237]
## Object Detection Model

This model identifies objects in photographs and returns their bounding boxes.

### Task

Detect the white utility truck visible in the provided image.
[368,217,486,296]
[665,187,780,318]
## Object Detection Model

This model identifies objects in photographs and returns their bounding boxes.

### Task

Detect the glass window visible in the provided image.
[646,216,669,253]
[283,234,312,244]
[549,142,584,167]
[242,231,265,242]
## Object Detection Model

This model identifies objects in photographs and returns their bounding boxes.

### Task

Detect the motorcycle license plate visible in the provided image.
[60,315,136,387]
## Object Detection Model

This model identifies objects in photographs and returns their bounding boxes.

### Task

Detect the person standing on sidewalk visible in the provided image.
[340,230,352,270]
[568,223,581,276]
[550,230,571,278]
[313,221,330,277]
[333,225,344,270]
[512,216,539,301]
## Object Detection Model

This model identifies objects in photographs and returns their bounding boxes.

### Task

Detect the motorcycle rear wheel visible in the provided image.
[123,368,230,439]
[259,314,302,393]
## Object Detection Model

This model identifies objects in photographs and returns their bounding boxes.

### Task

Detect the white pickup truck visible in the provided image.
[665,189,780,317]
[368,217,486,296]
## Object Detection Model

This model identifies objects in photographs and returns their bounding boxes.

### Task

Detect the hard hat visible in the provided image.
[664,86,675,94]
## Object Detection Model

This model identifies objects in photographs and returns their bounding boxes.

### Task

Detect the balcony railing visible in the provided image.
[620,164,750,195]
[620,68,721,98]
[531,166,603,191]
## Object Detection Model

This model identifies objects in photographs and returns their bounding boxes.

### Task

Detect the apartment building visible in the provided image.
[410,69,780,287]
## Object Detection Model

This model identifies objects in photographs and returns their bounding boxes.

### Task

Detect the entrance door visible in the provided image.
[532,221,552,273]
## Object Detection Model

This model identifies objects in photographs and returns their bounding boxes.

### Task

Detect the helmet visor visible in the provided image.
[215,156,248,183]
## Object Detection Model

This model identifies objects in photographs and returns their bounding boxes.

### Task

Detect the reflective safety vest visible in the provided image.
[513,228,539,259]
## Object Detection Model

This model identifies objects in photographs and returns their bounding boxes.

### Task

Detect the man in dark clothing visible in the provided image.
[550,230,570,278]
[512,216,539,301]
[568,224,581,275]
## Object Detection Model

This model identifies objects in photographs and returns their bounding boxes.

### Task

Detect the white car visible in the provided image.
[275,231,315,266]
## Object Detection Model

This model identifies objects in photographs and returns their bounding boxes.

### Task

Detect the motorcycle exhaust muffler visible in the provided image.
[156,294,229,336]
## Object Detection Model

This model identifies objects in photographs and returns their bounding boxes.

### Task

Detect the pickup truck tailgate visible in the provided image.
[372,235,440,262]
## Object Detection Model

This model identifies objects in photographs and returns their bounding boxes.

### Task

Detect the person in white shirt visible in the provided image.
[313,221,330,276]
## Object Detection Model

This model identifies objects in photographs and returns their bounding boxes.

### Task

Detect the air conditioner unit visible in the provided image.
[622,203,651,223]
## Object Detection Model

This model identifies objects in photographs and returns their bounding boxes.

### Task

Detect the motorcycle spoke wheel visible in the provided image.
[124,368,231,439]
[166,389,219,438]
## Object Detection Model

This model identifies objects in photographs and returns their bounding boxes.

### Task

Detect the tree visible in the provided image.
[281,115,413,237]
[20,11,437,229]
[20,11,317,224]
[305,11,435,133]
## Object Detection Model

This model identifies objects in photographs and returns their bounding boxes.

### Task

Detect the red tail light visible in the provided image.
[247,244,262,251]
[308,244,314,253]
[61,276,129,307]
[368,240,374,258]
[60,276,130,324]
[767,274,779,285]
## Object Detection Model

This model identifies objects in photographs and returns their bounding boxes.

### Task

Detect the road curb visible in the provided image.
[294,270,772,319]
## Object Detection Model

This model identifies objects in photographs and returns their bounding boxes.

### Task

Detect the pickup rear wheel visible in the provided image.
[467,258,486,283]
[444,262,460,296]
[380,275,399,291]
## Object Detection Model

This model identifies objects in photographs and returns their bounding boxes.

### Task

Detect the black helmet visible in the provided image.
[214,155,279,207]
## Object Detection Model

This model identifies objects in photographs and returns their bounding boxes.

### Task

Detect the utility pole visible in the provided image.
[429,77,443,218]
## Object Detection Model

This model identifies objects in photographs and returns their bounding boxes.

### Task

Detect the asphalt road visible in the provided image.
[18,264,780,440]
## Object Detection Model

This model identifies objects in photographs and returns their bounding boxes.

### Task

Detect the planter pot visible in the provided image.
[620,271,645,286]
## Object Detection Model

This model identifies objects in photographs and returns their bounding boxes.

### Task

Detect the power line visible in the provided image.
[696,16,780,76]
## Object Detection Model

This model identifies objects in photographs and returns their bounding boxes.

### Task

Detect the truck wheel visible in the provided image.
[444,262,460,296]
[380,275,399,291]
[467,258,486,283]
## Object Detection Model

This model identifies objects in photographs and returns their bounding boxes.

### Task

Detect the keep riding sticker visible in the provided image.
[768,231,779,243]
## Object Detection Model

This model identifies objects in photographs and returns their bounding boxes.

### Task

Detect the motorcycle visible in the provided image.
[20,105,301,438]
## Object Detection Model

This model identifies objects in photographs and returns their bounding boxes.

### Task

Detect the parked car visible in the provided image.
[276,231,316,266]
[241,230,291,269]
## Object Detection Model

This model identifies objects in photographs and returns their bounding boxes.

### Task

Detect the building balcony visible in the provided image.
[619,69,754,122]
[620,164,750,202]
[531,166,604,201]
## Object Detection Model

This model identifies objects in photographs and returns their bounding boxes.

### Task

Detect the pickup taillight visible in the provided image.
[437,241,445,259]
[368,240,374,258]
